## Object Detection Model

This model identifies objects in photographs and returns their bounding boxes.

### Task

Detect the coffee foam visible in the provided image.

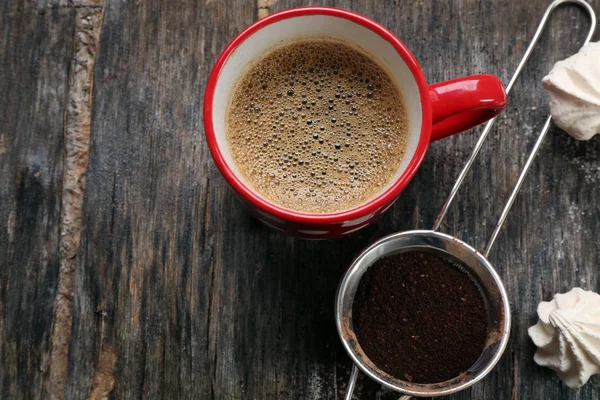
[226,39,408,213]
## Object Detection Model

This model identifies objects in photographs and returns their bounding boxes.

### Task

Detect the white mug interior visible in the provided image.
[211,13,424,213]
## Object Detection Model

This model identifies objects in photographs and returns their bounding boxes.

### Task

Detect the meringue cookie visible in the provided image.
[542,41,600,140]
[528,287,600,388]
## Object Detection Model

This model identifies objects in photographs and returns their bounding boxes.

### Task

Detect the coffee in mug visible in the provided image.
[226,39,408,213]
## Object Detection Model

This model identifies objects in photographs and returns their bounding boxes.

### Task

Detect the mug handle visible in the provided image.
[429,74,507,141]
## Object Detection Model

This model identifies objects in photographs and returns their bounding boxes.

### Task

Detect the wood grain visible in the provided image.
[69,0,600,398]
[0,2,75,399]
[1,0,599,399]
[64,0,259,398]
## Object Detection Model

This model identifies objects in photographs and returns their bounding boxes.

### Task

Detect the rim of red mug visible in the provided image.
[203,6,432,224]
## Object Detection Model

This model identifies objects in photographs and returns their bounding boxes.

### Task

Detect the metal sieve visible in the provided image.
[335,0,597,398]
[337,230,510,398]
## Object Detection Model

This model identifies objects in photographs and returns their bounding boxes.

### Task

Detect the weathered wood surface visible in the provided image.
[0,2,75,399]
[2,0,600,399]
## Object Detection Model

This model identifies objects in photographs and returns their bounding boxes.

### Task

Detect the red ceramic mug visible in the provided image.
[204,7,507,239]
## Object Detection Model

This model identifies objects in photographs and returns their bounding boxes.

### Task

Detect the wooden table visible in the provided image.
[2,0,599,398]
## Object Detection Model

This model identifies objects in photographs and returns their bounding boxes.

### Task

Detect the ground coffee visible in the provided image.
[352,251,488,384]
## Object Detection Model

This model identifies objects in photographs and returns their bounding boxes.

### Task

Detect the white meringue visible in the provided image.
[542,41,600,140]
[528,287,600,388]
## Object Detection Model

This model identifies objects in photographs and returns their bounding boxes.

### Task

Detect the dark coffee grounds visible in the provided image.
[352,251,488,384]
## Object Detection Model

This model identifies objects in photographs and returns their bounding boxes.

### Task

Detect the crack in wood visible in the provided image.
[43,5,106,400]
[206,254,217,398]
[87,346,117,400]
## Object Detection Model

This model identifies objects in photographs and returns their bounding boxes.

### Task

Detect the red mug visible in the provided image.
[204,7,507,239]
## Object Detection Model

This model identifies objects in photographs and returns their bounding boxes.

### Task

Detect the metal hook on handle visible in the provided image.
[433,0,597,233]
[344,1,596,399]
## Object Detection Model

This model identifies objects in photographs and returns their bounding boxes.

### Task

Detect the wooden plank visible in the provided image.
[0,2,75,399]
[68,0,600,399]
[64,0,258,398]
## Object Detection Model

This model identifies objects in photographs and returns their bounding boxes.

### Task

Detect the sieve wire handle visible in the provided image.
[431,0,597,257]
[344,365,411,400]
[343,1,597,399]
[343,365,358,400]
